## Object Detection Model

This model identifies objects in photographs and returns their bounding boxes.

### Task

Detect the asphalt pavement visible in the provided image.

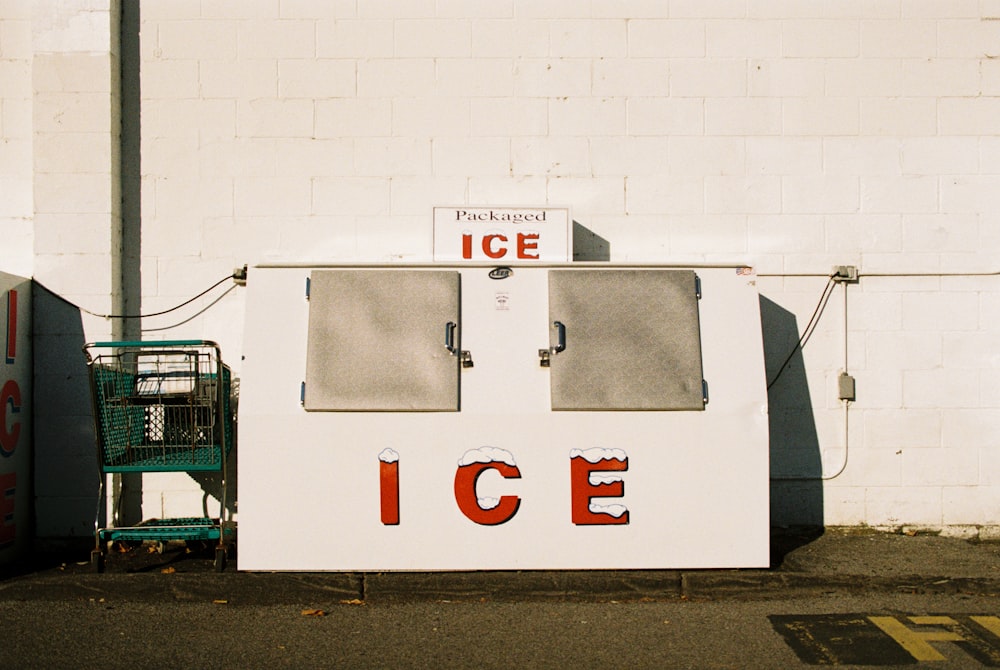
[1,526,998,606]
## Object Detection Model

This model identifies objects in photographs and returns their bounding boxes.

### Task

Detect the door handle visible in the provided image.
[552,321,566,354]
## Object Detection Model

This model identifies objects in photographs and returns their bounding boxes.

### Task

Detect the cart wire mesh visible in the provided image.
[87,343,233,473]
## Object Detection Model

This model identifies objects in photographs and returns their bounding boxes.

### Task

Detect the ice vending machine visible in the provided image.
[238,261,770,571]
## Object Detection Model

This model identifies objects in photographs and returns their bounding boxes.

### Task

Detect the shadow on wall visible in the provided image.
[42,298,240,541]
[569,225,823,530]
[759,295,824,529]
[572,221,611,261]
[31,288,104,542]
[190,455,238,519]
[190,388,238,519]
[32,0,236,543]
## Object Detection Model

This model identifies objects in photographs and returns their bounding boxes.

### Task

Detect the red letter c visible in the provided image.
[0,379,21,457]
[454,461,521,525]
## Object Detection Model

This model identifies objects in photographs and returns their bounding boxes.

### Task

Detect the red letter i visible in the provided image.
[379,450,400,525]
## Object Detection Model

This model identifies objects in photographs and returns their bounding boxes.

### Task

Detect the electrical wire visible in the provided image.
[765,274,837,390]
[759,269,1000,277]
[860,270,1000,277]
[758,267,999,482]
[36,273,235,320]
[770,280,852,481]
[139,284,237,333]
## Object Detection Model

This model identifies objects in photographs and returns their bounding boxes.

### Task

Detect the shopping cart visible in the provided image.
[83,340,235,571]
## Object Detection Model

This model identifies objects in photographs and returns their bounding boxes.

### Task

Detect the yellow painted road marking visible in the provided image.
[773,614,1000,665]
[868,615,964,662]
[973,616,1000,639]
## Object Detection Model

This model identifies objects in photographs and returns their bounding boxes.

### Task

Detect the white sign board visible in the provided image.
[433,206,571,262]
[0,272,30,565]
[238,264,769,571]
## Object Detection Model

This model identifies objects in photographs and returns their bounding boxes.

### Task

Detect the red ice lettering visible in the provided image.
[378,449,400,525]
[0,379,20,457]
[570,449,629,526]
[5,290,15,364]
[517,232,539,259]
[0,472,14,548]
[482,234,507,259]
[454,451,521,526]
[460,232,543,260]
[381,448,629,527]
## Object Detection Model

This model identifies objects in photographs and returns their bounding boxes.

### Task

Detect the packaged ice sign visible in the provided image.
[0,272,30,565]
[238,264,769,571]
[433,206,571,262]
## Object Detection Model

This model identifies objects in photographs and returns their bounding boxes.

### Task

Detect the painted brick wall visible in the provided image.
[134,2,1000,532]
[25,0,124,539]
[7,1,999,535]
[0,1,32,278]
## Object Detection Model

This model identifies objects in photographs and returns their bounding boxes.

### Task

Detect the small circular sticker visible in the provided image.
[489,267,513,280]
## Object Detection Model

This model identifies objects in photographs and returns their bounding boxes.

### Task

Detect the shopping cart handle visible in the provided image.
[85,339,220,348]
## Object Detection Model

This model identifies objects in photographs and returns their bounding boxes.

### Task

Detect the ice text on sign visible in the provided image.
[462,231,540,260]
[570,448,630,525]
[378,448,400,525]
[432,206,570,262]
[377,447,630,527]
[454,447,522,526]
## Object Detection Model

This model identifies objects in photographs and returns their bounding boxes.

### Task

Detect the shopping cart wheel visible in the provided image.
[90,549,104,574]
[214,546,227,572]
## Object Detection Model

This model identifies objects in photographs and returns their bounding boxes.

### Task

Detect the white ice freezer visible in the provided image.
[237,263,769,571]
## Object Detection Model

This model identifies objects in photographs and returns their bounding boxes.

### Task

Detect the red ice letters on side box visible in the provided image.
[1,289,22,548]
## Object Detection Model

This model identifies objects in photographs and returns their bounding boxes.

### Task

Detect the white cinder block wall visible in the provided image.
[6,0,1000,538]
[0,2,32,278]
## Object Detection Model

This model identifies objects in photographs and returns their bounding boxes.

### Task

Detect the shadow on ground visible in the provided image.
[770,526,825,569]
[3,528,828,579]
[1,540,231,578]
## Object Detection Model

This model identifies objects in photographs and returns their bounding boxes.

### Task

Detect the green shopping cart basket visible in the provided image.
[84,340,235,571]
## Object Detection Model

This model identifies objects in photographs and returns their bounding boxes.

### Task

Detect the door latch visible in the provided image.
[538,321,566,367]
[446,322,474,368]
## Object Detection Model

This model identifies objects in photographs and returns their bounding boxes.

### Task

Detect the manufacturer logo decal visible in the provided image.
[489,267,513,280]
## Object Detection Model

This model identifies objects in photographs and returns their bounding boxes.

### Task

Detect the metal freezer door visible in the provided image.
[303,270,461,411]
[546,269,705,411]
